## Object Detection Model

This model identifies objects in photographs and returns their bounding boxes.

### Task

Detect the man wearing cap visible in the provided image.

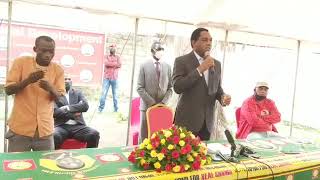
[98,44,121,112]
[236,82,281,139]
[137,42,173,142]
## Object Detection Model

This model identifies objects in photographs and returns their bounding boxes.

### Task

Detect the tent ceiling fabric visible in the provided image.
[10,0,320,42]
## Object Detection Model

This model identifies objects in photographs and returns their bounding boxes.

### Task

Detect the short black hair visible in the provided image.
[35,36,55,46]
[190,28,208,48]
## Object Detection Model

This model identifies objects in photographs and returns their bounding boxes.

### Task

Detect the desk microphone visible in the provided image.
[224,129,237,157]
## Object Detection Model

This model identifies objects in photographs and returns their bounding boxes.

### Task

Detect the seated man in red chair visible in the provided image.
[236,82,281,139]
[53,76,100,149]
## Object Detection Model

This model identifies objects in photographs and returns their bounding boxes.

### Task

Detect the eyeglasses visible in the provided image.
[64,78,71,81]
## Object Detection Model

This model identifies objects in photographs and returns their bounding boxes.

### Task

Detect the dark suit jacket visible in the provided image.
[54,88,89,127]
[172,51,224,133]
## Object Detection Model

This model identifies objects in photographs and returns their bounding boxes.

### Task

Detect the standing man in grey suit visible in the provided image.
[54,76,100,149]
[172,28,231,141]
[137,42,173,142]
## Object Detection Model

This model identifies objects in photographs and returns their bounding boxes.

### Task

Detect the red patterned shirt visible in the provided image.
[103,55,121,80]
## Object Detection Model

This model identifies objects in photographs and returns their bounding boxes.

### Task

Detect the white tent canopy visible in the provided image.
[4,0,320,42]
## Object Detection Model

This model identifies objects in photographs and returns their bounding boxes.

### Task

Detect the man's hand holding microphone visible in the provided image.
[197,51,215,73]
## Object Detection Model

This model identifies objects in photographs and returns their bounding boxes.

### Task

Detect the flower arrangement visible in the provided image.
[128,126,212,173]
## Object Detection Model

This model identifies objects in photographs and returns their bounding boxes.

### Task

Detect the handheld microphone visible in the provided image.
[204,51,215,73]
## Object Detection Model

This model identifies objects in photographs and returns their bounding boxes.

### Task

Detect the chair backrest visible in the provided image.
[60,139,87,149]
[146,104,174,138]
[235,107,241,128]
[129,97,141,145]
[130,97,141,127]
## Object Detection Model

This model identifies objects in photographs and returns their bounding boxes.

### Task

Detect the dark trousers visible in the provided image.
[194,121,211,141]
[54,124,100,149]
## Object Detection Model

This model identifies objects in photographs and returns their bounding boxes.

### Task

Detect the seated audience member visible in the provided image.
[236,82,281,139]
[54,76,100,149]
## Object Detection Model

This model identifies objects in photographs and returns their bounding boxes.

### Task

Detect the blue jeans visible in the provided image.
[98,79,118,112]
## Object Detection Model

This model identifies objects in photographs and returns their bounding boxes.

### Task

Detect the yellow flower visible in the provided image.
[172,165,181,172]
[150,150,157,157]
[201,159,206,165]
[147,144,153,150]
[143,139,150,145]
[164,130,172,138]
[180,133,186,138]
[190,134,195,138]
[207,157,212,164]
[154,162,161,169]
[157,153,164,161]
[151,133,156,139]
[140,158,146,165]
[139,143,145,149]
[192,152,198,157]
[187,155,194,162]
[179,140,185,147]
[160,139,166,145]
[185,164,190,170]
[200,146,207,154]
[168,144,174,150]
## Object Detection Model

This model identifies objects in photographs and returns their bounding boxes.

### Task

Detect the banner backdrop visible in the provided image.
[0,23,105,86]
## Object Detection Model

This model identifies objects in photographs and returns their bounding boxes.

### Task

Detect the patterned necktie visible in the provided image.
[155,61,160,81]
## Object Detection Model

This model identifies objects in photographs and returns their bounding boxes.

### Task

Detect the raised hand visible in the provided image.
[222,94,231,106]
[198,56,215,73]
[39,79,53,92]
[27,70,44,83]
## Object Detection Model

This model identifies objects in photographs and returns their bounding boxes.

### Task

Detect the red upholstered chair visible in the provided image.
[146,104,174,138]
[60,139,87,149]
[129,97,141,145]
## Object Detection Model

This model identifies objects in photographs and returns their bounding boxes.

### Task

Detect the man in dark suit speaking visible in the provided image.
[172,28,231,141]
[53,76,100,149]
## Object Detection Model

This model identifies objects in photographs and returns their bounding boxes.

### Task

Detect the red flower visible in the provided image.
[139,150,145,157]
[143,163,150,170]
[181,147,188,155]
[155,168,162,173]
[192,161,201,170]
[192,138,200,146]
[161,147,167,154]
[196,156,201,161]
[180,165,185,172]
[185,144,192,153]
[151,141,160,149]
[172,126,177,131]
[165,164,172,172]
[173,136,180,144]
[172,150,180,159]
[128,154,136,163]
[174,129,180,136]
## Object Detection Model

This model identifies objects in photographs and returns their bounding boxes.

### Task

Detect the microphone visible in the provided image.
[224,129,237,157]
[204,51,215,73]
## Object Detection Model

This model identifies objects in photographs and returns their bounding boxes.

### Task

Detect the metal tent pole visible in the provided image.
[126,18,139,145]
[4,0,13,152]
[289,40,301,136]
[221,30,228,80]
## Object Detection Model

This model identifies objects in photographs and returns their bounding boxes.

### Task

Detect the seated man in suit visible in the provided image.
[53,76,100,149]
[236,82,281,139]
